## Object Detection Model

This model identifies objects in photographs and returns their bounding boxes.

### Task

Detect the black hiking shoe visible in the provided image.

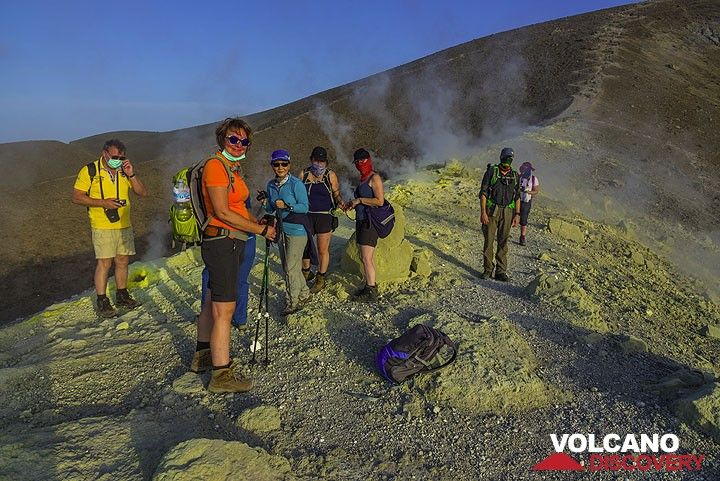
[96,296,116,318]
[495,272,510,282]
[519,235,526,246]
[116,289,141,310]
[353,285,378,303]
[480,271,493,280]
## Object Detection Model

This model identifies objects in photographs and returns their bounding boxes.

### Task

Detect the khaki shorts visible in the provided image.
[92,227,136,259]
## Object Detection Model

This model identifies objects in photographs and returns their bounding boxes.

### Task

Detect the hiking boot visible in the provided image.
[96,296,116,318]
[310,273,326,294]
[283,302,302,316]
[495,272,510,282]
[479,271,493,280]
[353,285,378,303]
[190,348,212,373]
[207,364,253,393]
[302,269,316,283]
[519,235,526,246]
[116,289,141,310]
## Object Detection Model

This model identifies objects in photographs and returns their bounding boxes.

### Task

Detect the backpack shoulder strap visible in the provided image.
[302,169,311,183]
[204,155,234,191]
[85,160,98,195]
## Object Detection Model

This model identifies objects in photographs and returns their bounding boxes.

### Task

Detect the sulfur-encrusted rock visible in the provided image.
[342,204,414,283]
[673,383,720,443]
[153,438,294,480]
[701,324,720,340]
[526,272,608,332]
[621,335,648,353]
[410,249,432,277]
[237,405,281,433]
[404,313,570,415]
[547,218,585,243]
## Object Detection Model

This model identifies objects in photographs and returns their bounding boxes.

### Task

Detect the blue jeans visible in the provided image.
[201,234,256,326]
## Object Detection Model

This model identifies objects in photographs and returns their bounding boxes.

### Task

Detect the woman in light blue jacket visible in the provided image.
[263,149,311,315]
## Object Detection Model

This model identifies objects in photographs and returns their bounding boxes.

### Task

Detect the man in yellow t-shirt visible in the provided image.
[72,139,149,317]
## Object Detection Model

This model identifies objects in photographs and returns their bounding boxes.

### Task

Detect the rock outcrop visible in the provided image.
[153,439,294,480]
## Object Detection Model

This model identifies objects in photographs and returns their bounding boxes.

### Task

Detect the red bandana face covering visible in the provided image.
[355,157,374,181]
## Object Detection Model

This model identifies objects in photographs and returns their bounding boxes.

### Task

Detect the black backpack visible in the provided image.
[376,324,457,384]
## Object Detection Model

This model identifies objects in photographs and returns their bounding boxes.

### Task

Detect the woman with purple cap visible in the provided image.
[518,161,540,246]
[262,149,312,315]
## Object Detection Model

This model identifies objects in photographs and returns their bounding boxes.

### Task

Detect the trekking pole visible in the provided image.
[251,239,270,366]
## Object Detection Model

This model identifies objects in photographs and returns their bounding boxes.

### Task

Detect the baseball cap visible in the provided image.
[310,146,328,161]
[353,148,370,162]
[270,149,291,164]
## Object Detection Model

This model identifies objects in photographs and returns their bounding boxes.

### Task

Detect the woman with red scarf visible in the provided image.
[345,148,385,302]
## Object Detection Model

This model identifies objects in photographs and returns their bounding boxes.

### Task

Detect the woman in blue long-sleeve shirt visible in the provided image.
[264,149,311,315]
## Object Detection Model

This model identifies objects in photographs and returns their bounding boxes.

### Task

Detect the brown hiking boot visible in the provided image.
[116,289,141,310]
[208,364,253,393]
[310,273,326,293]
[519,235,526,246]
[96,296,116,318]
[190,348,212,373]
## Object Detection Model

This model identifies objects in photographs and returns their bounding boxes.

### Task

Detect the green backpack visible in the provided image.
[168,155,234,249]
[485,164,519,210]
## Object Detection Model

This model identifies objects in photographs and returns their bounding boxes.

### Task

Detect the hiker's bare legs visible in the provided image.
[316,232,331,273]
[208,300,234,366]
[94,258,113,295]
[360,245,376,286]
[114,254,129,289]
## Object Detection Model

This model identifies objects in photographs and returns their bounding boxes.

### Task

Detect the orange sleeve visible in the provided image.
[203,158,231,188]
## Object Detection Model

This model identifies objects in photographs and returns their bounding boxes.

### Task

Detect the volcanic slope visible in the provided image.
[2,0,719,322]
[0,159,719,480]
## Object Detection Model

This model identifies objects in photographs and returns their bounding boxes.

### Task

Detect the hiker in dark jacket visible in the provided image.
[345,148,384,302]
[299,146,345,293]
[479,147,521,282]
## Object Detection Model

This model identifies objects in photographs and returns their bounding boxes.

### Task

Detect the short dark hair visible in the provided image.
[215,117,253,149]
[102,139,126,154]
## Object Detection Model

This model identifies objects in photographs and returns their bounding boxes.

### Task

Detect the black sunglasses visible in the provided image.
[110,155,127,160]
[227,135,250,146]
[272,161,290,167]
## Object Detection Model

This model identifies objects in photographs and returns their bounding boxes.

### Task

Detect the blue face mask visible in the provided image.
[310,162,326,177]
[222,149,245,162]
[107,157,123,169]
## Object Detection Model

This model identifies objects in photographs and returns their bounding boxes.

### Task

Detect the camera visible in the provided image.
[256,190,268,202]
[104,208,120,223]
[117,199,127,206]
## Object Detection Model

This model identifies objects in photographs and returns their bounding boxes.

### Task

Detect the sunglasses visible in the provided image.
[272,161,290,167]
[110,155,127,160]
[226,135,250,146]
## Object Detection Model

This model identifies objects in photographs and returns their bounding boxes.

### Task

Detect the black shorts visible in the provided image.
[309,212,336,234]
[520,201,532,226]
[356,219,379,247]
[201,236,246,302]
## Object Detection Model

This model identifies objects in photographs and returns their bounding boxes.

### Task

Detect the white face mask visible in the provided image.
[222,149,245,162]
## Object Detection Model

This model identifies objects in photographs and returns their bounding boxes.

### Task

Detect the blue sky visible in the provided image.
[0,0,634,143]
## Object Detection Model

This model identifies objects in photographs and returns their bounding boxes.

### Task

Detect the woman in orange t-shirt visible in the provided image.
[191,117,276,394]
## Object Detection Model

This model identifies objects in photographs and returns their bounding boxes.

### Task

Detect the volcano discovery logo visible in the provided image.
[531,433,705,473]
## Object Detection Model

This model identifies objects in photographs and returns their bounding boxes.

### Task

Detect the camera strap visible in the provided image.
[97,164,120,200]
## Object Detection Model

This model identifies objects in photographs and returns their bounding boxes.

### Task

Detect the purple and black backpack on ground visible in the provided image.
[376,324,458,384]
[366,200,395,238]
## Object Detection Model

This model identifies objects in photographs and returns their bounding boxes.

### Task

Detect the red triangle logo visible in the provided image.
[531,452,584,471]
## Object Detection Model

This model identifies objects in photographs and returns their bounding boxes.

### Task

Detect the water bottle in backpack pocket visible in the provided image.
[376,324,457,384]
